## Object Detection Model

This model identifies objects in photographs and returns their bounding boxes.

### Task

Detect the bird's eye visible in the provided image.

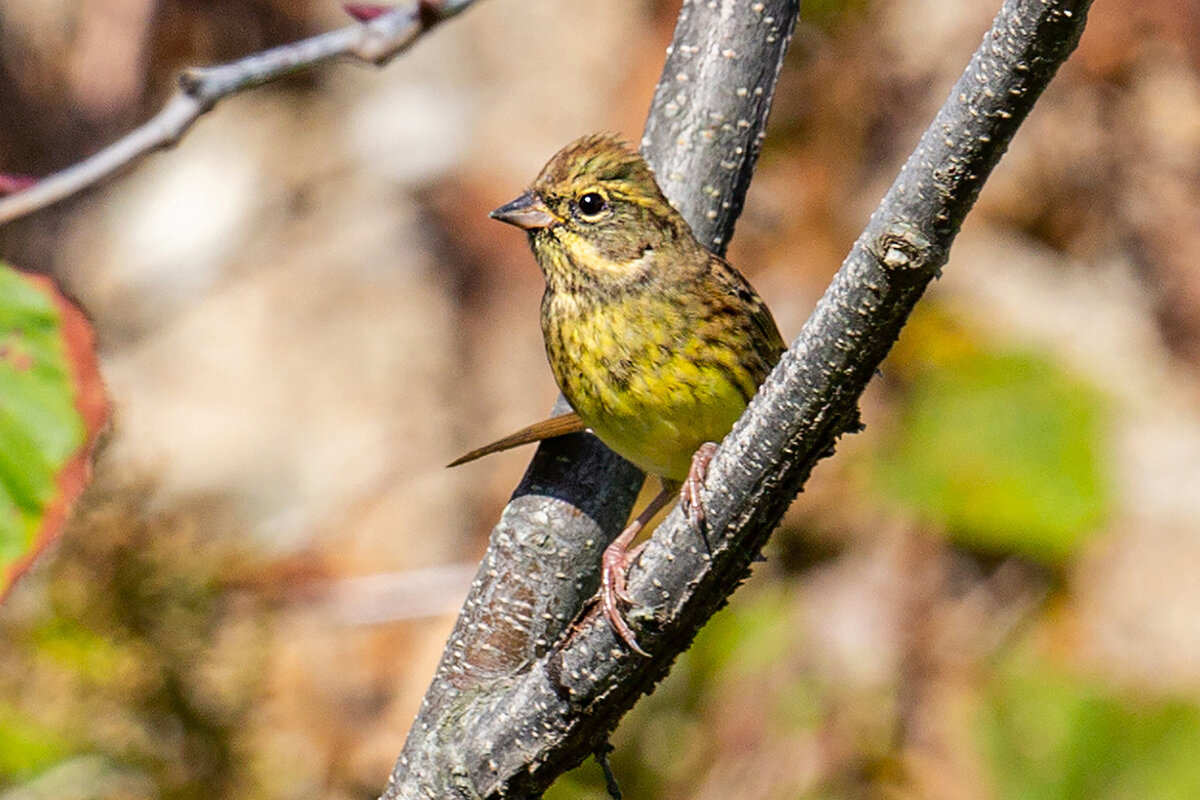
[576,192,609,219]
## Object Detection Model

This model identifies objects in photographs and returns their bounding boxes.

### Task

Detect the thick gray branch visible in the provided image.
[385,0,1093,797]
[0,0,475,226]
[642,0,795,252]
[383,1,800,798]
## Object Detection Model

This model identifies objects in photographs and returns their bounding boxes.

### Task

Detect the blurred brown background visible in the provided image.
[2,0,1200,798]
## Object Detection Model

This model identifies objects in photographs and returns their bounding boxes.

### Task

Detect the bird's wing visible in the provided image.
[448,411,589,467]
[710,254,787,362]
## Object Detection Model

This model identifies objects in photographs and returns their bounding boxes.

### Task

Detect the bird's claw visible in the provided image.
[680,442,717,537]
[599,541,649,656]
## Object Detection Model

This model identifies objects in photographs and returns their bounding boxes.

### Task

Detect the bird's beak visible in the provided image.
[490,191,558,230]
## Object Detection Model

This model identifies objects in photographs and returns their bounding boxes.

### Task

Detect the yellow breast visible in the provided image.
[542,290,756,481]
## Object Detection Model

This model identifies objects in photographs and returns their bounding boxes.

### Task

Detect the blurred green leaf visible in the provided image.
[32,618,132,684]
[872,315,1109,562]
[981,650,1200,800]
[687,581,795,683]
[0,701,71,780]
[0,264,107,598]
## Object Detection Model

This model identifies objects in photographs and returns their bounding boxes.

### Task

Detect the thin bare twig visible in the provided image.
[0,0,476,226]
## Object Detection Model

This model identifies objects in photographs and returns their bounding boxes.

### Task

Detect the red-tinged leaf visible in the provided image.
[0,265,108,600]
[344,3,391,21]
[0,174,37,195]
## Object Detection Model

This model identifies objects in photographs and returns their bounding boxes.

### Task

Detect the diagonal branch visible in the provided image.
[383,0,1093,797]
[0,0,476,226]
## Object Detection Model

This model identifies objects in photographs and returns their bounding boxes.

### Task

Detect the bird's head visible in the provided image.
[490,134,702,291]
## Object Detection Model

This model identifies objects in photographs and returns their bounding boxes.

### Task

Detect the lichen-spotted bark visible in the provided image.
[643,0,800,253]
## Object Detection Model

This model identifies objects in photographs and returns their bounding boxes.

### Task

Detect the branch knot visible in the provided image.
[874,222,936,277]
[176,68,205,97]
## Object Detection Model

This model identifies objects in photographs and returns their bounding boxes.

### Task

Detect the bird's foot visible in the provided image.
[588,481,677,657]
[599,535,650,656]
[680,442,718,536]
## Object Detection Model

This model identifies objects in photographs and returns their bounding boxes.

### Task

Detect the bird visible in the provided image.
[451,133,785,654]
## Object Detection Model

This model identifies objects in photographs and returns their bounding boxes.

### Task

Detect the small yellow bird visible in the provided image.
[453,134,784,653]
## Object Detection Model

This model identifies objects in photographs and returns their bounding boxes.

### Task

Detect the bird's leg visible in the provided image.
[679,441,718,539]
[599,480,678,656]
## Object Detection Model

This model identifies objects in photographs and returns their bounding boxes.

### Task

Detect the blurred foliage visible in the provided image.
[548,583,868,799]
[981,646,1200,800]
[0,264,106,598]
[870,304,1111,562]
[0,700,70,780]
[0,485,265,800]
[801,0,870,29]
